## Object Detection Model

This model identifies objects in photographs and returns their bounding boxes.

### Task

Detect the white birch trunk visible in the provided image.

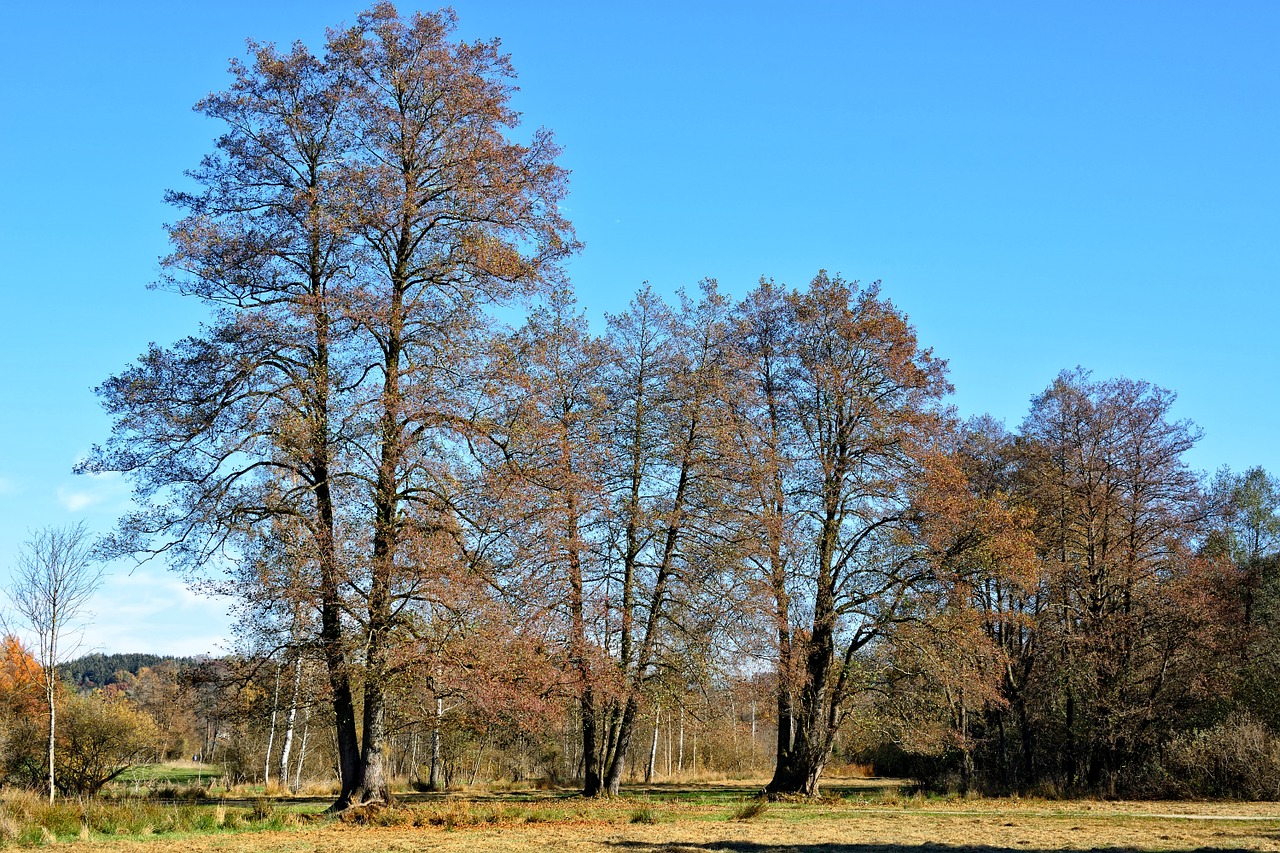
[277,655,303,788]
[263,661,281,785]
[678,705,685,772]
[428,694,444,789]
[645,704,660,782]
[294,705,311,792]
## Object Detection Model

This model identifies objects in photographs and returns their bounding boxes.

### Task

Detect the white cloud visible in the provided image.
[57,489,99,512]
[55,472,127,514]
[77,567,232,656]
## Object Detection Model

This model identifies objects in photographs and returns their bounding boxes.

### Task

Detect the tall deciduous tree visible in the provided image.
[7,522,103,803]
[731,272,1016,797]
[331,5,574,803]
[80,34,364,803]
[481,286,612,794]
[1016,369,1214,792]
[598,282,738,796]
[82,3,574,810]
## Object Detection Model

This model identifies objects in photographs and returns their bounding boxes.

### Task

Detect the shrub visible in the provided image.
[248,797,274,822]
[1149,713,1280,799]
[4,692,159,797]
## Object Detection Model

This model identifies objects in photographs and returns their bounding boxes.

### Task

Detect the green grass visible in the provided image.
[115,763,222,786]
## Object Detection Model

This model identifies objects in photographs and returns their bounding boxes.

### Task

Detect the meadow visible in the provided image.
[2,767,1279,852]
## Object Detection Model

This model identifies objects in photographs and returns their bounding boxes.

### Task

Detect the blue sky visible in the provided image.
[1,1,1276,655]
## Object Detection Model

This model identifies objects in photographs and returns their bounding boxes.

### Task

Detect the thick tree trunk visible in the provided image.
[602,695,637,795]
[353,267,405,808]
[357,495,394,804]
[357,687,388,804]
[316,454,362,809]
[356,585,392,804]
[767,508,840,798]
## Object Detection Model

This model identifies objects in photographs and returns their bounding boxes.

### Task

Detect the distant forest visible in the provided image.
[59,654,194,691]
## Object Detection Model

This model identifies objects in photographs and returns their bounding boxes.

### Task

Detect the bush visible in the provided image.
[1147,713,1280,799]
[248,797,274,821]
[3,692,159,797]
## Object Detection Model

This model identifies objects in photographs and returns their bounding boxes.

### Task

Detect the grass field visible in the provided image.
[5,772,1280,851]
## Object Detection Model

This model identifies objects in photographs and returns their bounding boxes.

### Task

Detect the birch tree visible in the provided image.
[7,522,103,803]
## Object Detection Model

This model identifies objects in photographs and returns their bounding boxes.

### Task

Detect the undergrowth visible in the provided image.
[0,787,312,845]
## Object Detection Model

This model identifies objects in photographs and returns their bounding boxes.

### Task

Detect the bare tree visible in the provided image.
[7,522,103,803]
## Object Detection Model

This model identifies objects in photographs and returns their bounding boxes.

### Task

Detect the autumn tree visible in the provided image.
[946,416,1044,791]
[79,29,366,801]
[82,3,574,810]
[115,661,200,762]
[7,522,104,803]
[725,278,800,786]
[479,286,613,794]
[1014,369,1224,792]
[0,635,44,720]
[51,693,159,797]
[597,282,740,796]
[727,273,1035,796]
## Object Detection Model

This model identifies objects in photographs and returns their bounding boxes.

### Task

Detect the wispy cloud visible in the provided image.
[57,489,99,512]
[82,568,231,656]
[56,472,126,513]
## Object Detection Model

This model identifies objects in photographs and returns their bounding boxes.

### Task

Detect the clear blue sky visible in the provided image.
[1,1,1276,655]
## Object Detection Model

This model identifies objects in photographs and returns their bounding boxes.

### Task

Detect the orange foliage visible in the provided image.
[0,634,45,716]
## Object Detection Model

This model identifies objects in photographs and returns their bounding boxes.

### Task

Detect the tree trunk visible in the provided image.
[645,704,660,783]
[356,621,390,804]
[566,495,603,797]
[666,707,672,776]
[278,655,303,789]
[317,467,362,809]
[295,705,311,793]
[428,694,444,790]
[47,681,55,803]
[264,661,281,785]
[678,705,685,772]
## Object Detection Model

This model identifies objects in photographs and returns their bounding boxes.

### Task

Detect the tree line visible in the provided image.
[64,2,1280,807]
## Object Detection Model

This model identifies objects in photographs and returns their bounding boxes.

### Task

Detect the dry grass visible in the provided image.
[7,782,1280,851]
